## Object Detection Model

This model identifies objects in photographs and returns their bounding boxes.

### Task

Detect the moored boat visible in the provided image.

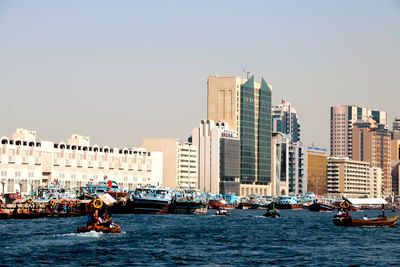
[172,189,208,214]
[132,187,173,214]
[275,196,302,209]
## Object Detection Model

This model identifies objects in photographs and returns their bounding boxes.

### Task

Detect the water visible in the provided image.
[1,209,400,266]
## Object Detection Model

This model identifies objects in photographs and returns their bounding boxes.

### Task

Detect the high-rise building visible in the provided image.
[272,101,300,143]
[0,129,163,195]
[330,105,387,158]
[327,158,382,198]
[288,143,307,195]
[142,138,198,190]
[352,120,392,194]
[271,133,290,196]
[191,120,240,195]
[306,147,328,195]
[207,75,272,196]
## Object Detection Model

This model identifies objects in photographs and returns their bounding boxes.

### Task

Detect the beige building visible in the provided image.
[306,147,328,195]
[0,129,163,196]
[327,158,382,198]
[352,120,392,195]
[142,138,198,190]
[207,75,272,196]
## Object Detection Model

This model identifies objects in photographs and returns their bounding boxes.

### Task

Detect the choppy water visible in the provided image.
[1,209,400,266]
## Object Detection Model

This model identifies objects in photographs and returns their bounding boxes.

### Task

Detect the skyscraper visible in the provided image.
[272,101,300,143]
[352,120,392,195]
[207,75,272,196]
[330,105,387,158]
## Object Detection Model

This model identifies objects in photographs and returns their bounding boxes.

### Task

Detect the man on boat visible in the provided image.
[363,214,368,220]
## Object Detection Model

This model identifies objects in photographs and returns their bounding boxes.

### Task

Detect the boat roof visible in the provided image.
[346,198,388,205]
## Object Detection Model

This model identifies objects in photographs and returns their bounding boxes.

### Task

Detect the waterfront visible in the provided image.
[1,209,400,266]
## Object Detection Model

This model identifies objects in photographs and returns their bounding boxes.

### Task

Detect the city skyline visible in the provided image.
[1,1,399,149]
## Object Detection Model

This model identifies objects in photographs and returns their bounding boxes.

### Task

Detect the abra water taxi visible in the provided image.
[333,198,398,227]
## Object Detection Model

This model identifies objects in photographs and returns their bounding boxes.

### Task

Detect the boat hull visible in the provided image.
[172,201,208,214]
[333,214,398,227]
[308,203,333,212]
[133,198,171,214]
[275,203,303,210]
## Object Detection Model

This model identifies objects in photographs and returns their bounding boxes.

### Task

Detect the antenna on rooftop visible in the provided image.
[243,67,250,79]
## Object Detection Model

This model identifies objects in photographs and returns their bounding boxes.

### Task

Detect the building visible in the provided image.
[271,133,290,196]
[393,117,400,140]
[0,129,163,195]
[352,120,392,195]
[327,158,382,198]
[330,105,387,158]
[272,101,300,143]
[207,75,272,196]
[306,147,327,195]
[391,161,400,199]
[142,138,198,190]
[191,120,240,195]
[288,142,306,195]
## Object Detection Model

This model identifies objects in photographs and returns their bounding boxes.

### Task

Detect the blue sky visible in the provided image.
[0,1,399,149]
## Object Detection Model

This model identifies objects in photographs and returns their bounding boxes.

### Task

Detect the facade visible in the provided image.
[330,105,387,158]
[327,158,382,198]
[191,120,240,195]
[352,120,392,195]
[391,140,400,162]
[272,101,300,143]
[207,75,272,196]
[306,147,328,195]
[0,129,163,195]
[142,138,198,190]
[271,133,289,196]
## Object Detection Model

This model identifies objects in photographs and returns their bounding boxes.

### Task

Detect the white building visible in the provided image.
[0,129,163,196]
[191,120,240,195]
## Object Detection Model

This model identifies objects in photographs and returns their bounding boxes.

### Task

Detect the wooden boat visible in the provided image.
[77,223,122,233]
[333,214,398,227]
[333,198,398,227]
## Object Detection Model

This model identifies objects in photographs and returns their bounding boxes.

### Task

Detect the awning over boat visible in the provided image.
[346,198,388,205]
[98,193,117,206]
[12,198,26,204]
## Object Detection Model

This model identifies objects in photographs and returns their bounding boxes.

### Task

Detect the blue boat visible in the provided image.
[132,187,173,214]
[172,189,208,214]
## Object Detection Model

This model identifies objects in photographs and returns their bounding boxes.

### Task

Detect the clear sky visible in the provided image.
[0,1,399,149]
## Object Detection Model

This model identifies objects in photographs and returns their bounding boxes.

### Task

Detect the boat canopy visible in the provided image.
[346,198,388,205]
[98,193,117,206]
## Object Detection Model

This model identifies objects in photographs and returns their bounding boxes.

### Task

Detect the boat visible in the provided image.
[263,202,280,218]
[77,223,122,233]
[215,208,230,216]
[275,196,302,210]
[172,189,208,214]
[308,200,333,212]
[333,198,398,227]
[209,194,238,209]
[132,187,173,214]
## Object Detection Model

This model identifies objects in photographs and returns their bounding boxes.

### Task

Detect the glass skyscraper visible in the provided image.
[207,75,272,196]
